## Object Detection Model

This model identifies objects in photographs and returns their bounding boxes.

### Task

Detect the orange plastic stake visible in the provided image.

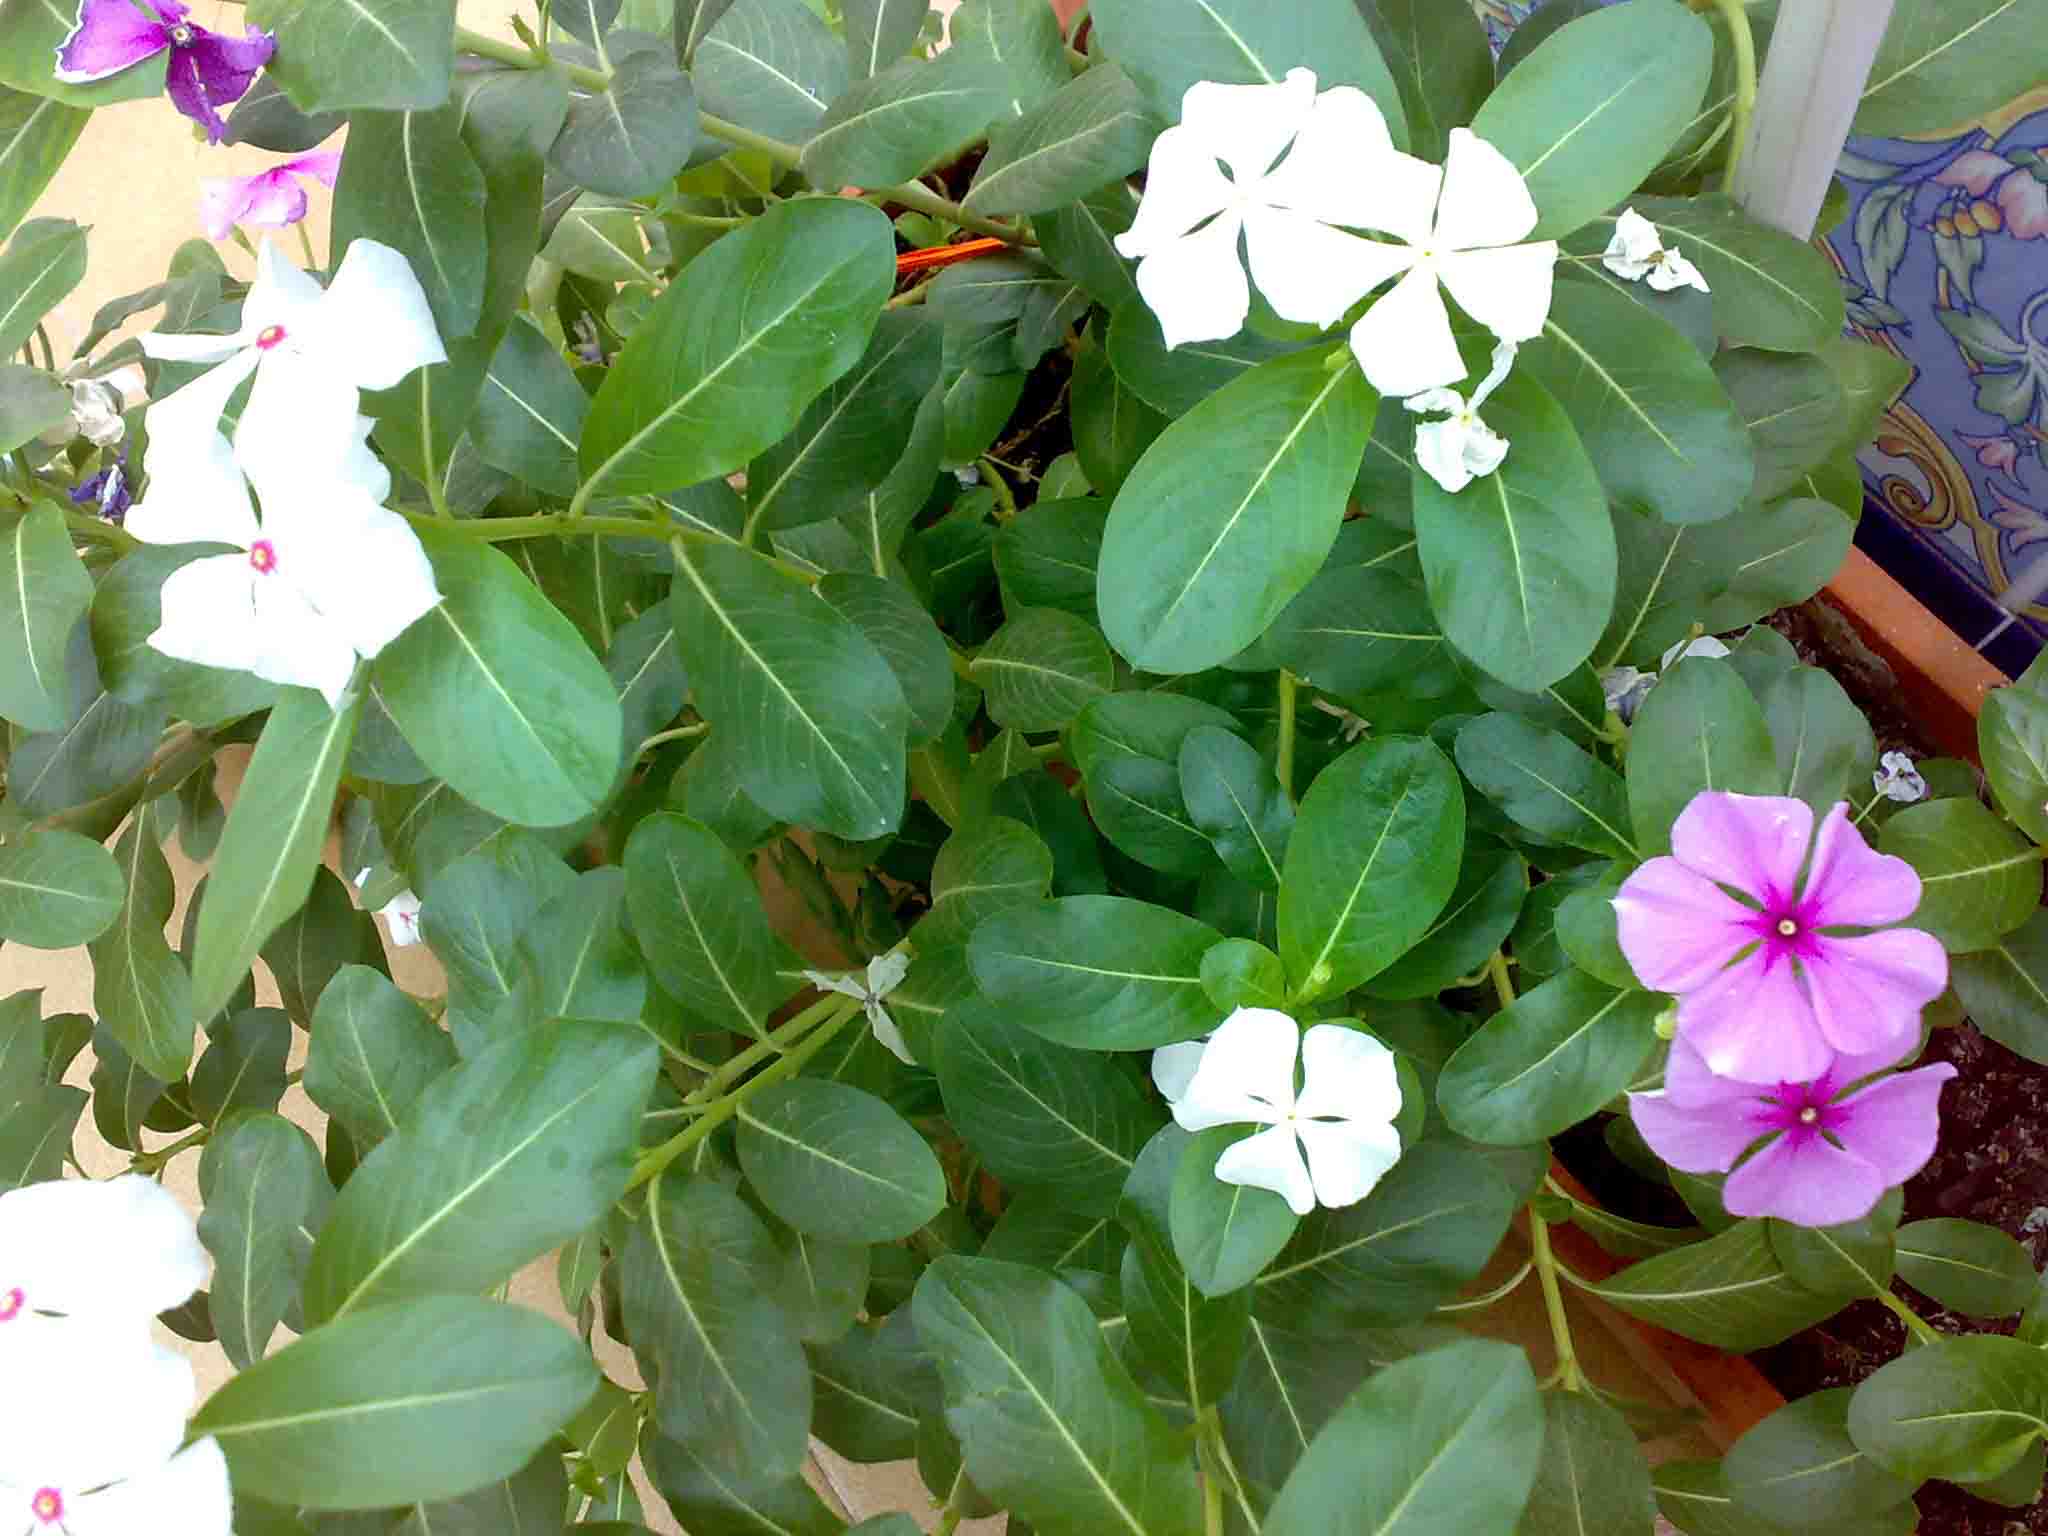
[894,236,1008,275]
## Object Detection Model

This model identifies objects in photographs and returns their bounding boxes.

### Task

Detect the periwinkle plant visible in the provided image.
[2,0,2048,1532]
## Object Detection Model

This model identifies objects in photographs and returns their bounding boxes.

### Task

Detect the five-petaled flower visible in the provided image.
[1113,68,1400,350]
[55,0,274,144]
[1601,207,1710,293]
[1614,791,1948,1085]
[1164,1007,1403,1216]
[804,951,914,1065]
[200,149,341,242]
[1629,1032,1955,1227]
[1405,339,1516,493]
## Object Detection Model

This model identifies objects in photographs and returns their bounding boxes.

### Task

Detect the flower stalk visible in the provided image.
[1707,0,1759,194]
[1527,1210,1585,1392]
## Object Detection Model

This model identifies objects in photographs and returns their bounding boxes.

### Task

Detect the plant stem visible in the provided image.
[1876,1286,1944,1347]
[1486,949,1516,1012]
[1275,669,1298,804]
[688,991,850,1105]
[455,22,606,87]
[132,1126,208,1174]
[1851,788,1888,827]
[628,997,861,1188]
[1528,1211,1584,1392]
[636,722,709,756]
[977,457,1017,520]
[1196,1409,1226,1536]
[1434,1258,1535,1314]
[420,368,453,520]
[1709,0,1759,194]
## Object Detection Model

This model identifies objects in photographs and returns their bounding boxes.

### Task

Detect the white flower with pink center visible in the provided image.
[0,1176,206,1345]
[378,887,424,947]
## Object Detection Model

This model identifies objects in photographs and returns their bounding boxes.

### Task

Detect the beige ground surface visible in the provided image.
[7,5,1708,1528]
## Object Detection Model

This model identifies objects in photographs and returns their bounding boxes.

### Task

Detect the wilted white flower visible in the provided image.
[1113,68,1397,349]
[66,367,139,447]
[1404,339,1517,494]
[1601,207,1710,294]
[804,951,914,1065]
[1169,1007,1403,1216]
[1660,633,1732,669]
[1872,751,1928,804]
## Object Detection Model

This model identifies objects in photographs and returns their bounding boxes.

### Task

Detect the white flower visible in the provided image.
[1600,665,1655,722]
[126,341,441,711]
[1169,1007,1403,1216]
[1343,127,1558,399]
[0,1176,206,1347]
[804,951,914,1065]
[139,239,444,490]
[0,1327,231,1536]
[1659,633,1732,668]
[1151,1038,1206,1101]
[1601,208,1710,294]
[1404,339,1516,494]
[1873,750,1928,804]
[1113,68,1398,349]
[377,888,424,947]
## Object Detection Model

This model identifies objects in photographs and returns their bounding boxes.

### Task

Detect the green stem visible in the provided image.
[1435,1258,1535,1314]
[1197,1411,1226,1536]
[132,1126,208,1174]
[1275,669,1298,805]
[977,457,1017,521]
[420,368,453,520]
[1528,1211,1584,1392]
[1486,949,1516,1012]
[455,22,606,87]
[1876,1286,1943,1347]
[628,998,861,1188]
[1851,787,1888,827]
[687,991,848,1106]
[1710,0,1758,194]
[636,722,709,756]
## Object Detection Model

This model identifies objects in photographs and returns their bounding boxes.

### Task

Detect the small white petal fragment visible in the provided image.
[1601,206,1710,294]
[1659,633,1732,669]
[1404,340,1516,494]
[1873,750,1928,804]
[377,889,423,947]
[804,952,916,1065]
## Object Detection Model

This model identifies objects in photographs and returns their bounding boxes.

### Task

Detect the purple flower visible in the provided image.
[1629,1032,1955,1227]
[1613,792,1948,1085]
[55,0,274,144]
[199,150,339,241]
[69,456,130,524]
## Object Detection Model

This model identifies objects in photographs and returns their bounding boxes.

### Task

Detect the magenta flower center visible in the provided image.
[169,22,194,45]
[1742,886,1824,969]
[1758,1079,1841,1140]
[256,324,287,351]
[248,539,278,575]
[0,1286,22,1321]
[31,1489,63,1525]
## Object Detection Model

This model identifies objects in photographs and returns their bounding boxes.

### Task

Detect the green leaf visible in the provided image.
[1715,349,1846,502]
[1360,0,1492,163]
[0,1082,82,1190]
[1470,0,1711,238]
[1366,844,1529,1001]
[676,0,737,65]
[1847,1334,2048,1485]
[1278,736,1464,1000]
[0,361,63,451]
[191,688,362,1022]
[521,866,646,1024]
[621,1172,813,1481]
[305,965,457,1151]
[1439,971,1660,1146]
[1954,908,2048,1065]
[970,607,1113,732]
[645,1435,840,1535]
[1586,1219,1856,1352]
[1894,1218,2040,1319]
[696,0,848,142]
[1980,675,2048,845]
[190,1006,291,1125]
[948,0,1071,119]
[1412,370,1614,693]
[921,814,1055,950]
[914,1255,1205,1536]
[0,217,80,359]
[1071,343,1166,499]
[581,198,893,498]
[1626,658,1781,854]
[970,896,1225,1049]
[738,1079,946,1243]
[0,89,85,243]
[1264,1337,1543,1535]
[1099,348,1375,675]
[1120,1128,1251,1408]
[89,810,193,1084]
[936,997,1164,1211]
[471,316,588,496]
[1725,1386,1916,1528]
[1654,1459,1915,1536]
[1074,691,1240,877]
[669,541,910,839]
[1520,276,1754,525]
[1455,713,1636,858]
[192,1295,596,1509]
[967,63,1157,217]
[1514,1389,1657,1536]
[0,827,121,949]
[1172,1123,1299,1297]
[0,501,91,732]
[1105,301,1301,416]
[1255,561,1451,701]
[1856,0,2043,137]
[800,48,1006,188]
[197,1114,333,1369]
[844,0,923,76]
[258,865,380,1029]
[249,0,452,111]
[1091,0,1405,145]
[331,105,486,339]
[375,524,622,828]
[1879,798,2040,953]
[303,1019,655,1323]
[417,832,572,1050]
[551,50,698,198]
[1179,725,1294,891]
[993,496,1105,623]
[1765,665,1877,816]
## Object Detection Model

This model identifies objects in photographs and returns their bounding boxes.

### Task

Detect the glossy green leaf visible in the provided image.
[1074,691,1238,877]
[844,0,924,76]
[1627,658,1781,854]
[1895,1218,2040,1319]
[1179,725,1294,891]
[471,316,588,496]
[1071,343,1166,499]
[1715,349,1846,502]
[1360,0,1492,162]
[1880,797,2040,953]
[1516,1390,1657,1536]
[0,218,80,359]
[0,1083,82,1191]
[189,1007,291,1126]
[1980,672,2048,844]
[1855,0,2042,137]
[696,0,848,142]
[1439,971,1659,1145]
[0,827,121,949]
[1120,1128,1251,1409]
[0,91,90,240]
[89,810,193,1084]
[193,1296,596,1509]
[552,50,698,198]
[920,814,1054,950]
[1366,843,1528,1000]
[521,866,646,1024]
[1171,1123,1299,1297]
[1455,712,1636,858]
[1255,561,1451,701]
[1587,1219,1856,1352]
[993,496,1106,622]
[967,63,1156,217]
[332,105,486,338]
[1847,1334,2048,1485]
[1099,348,1374,675]
[1654,1459,1916,1536]
[1953,908,2048,1065]
[1105,300,1302,416]
[800,48,1006,188]
[1278,736,1464,1000]
[970,606,1113,732]
[305,965,456,1151]
[738,1079,946,1243]
[645,1434,841,1535]
[247,0,452,110]
[948,0,1073,118]
[197,1114,333,1369]
[0,501,91,732]
[810,1309,934,1462]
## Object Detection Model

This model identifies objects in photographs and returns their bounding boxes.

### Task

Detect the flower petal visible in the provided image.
[1412,415,1478,494]
[248,576,361,708]
[1437,240,1557,344]
[1725,1129,1888,1226]
[235,346,366,498]
[1669,791,1814,908]
[163,47,228,143]
[1829,1062,1959,1186]
[1800,801,1922,927]
[1433,127,1540,249]
[130,380,262,550]
[53,0,167,82]
[185,23,273,104]
[1114,122,1236,259]
[1348,150,1443,247]
[284,148,343,185]
[1677,948,1834,1084]
[197,174,260,243]
[1214,1122,1316,1216]
[1603,208,1662,269]
[243,238,328,341]
[136,328,245,366]
[66,1435,233,1536]
[1257,84,1395,228]
[1295,1023,1401,1124]
[1296,1118,1402,1208]
[0,1332,195,1492]
[1131,212,1251,351]
[1660,1031,1766,1110]
[1172,1006,1299,1130]
[235,168,314,234]
[1611,855,1761,994]
[1802,927,1949,1060]
[1628,1089,1766,1174]
[311,239,450,390]
[1647,250,1709,294]
[280,501,442,658]
[0,1175,207,1323]
[1346,264,1463,398]
[148,555,264,677]
[1241,205,1385,328]
[1180,69,1315,185]
[1151,1039,1206,1103]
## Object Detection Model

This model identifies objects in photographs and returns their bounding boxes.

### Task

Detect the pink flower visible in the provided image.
[1630,1033,1955,1227]
[1613,792,1948,1085]
[199,151,340,242]
[1962,430,2022,478]
[1937,149,2048,242]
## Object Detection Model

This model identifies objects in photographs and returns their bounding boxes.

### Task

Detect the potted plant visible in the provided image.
[1,0,2045,1533]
